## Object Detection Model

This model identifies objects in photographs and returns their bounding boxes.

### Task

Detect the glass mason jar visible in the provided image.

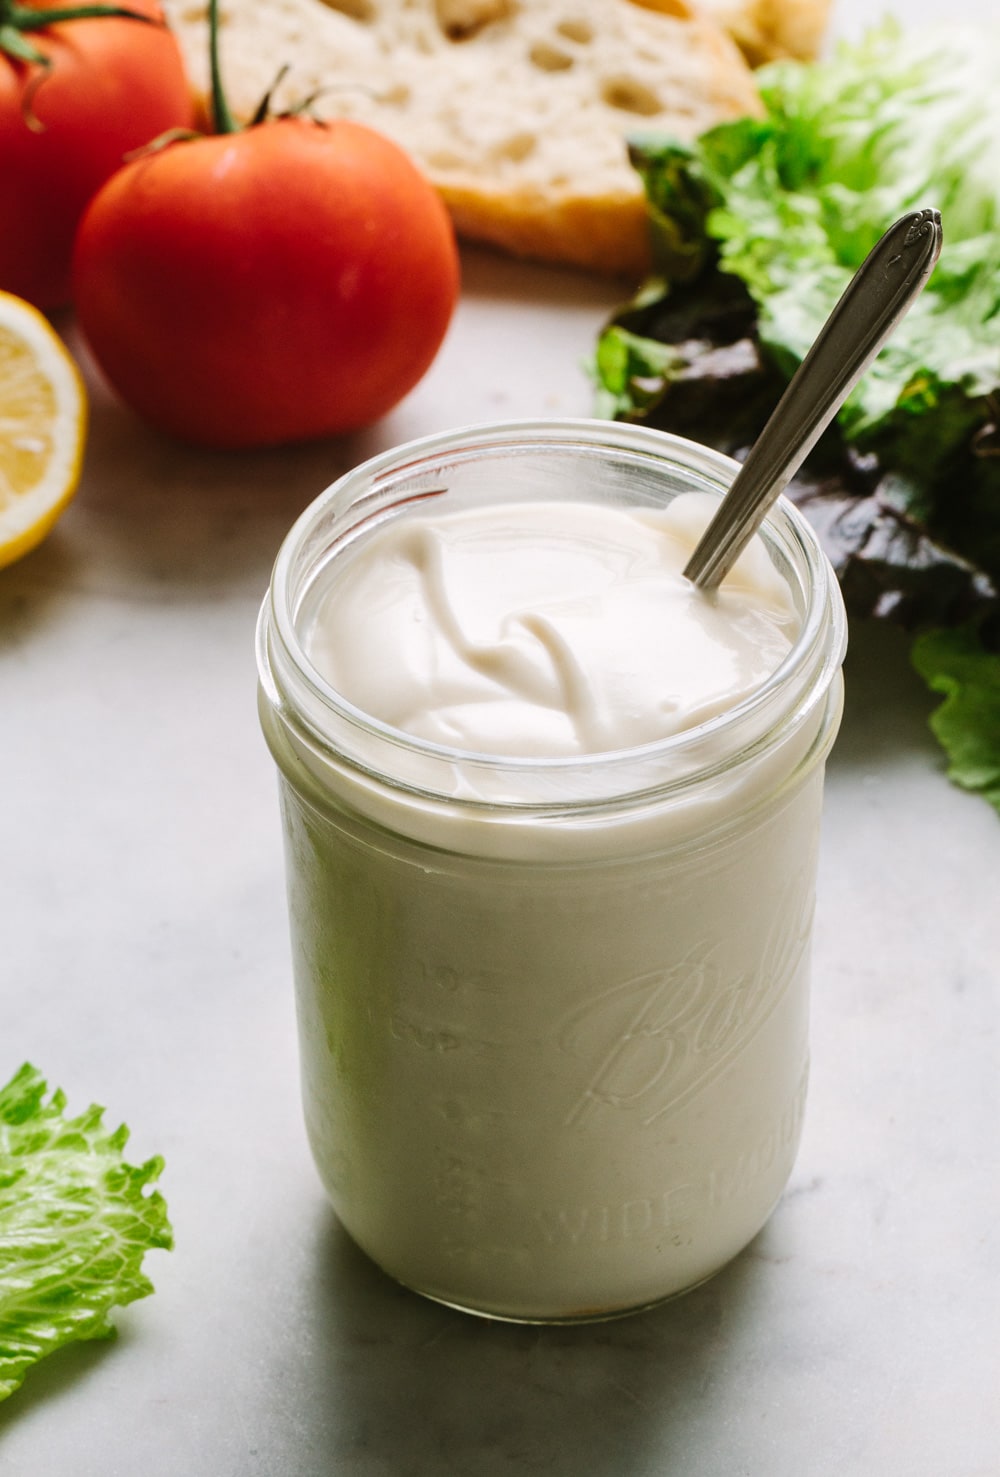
[256,419,847,1323]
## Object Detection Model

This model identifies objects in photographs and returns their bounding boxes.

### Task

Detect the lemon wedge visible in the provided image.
[0,290,86,569]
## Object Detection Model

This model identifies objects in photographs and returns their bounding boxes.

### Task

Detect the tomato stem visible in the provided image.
[249,63,289,126]
[0,22,44,64]
[0,1,157,67]
[207,0,238,135]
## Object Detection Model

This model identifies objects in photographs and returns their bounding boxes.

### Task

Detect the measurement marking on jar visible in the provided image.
[415,959,504,997]
[433,1151,522,1225]
[435,1097,510,1130]
[389,1012,462,1052]
[388,1010,504,1056]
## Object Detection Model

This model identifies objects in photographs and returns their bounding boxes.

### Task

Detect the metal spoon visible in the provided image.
[683,207,943,590]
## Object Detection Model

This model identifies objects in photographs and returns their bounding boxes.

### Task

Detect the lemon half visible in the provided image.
[0,290,87,569]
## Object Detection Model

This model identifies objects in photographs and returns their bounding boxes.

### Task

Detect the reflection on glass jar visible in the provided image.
[257,419,847,1322]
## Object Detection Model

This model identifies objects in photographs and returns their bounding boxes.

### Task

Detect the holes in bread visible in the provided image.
[601,75,662,116]
[435,0,513,40]
[555,18,593,44]
[379,83,412,107]
[529,42,574,72]
[427,131,535,169]
[627,0,693,15]
[426,149,466,171]
[317,0,376,20]
[494,131,537,162]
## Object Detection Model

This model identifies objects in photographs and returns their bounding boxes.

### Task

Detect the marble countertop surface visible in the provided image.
[3,4,999,1472]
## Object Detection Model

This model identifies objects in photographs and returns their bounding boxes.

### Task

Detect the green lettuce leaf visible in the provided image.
[605,22,1000,567]
[0,1063,172,1401]
[911,628,1000,812]
[593,262,998,634]
[676,24,1000,449]
[594,23,1000,813]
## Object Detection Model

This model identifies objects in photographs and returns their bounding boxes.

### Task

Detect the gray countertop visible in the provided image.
[3,6,999,1471]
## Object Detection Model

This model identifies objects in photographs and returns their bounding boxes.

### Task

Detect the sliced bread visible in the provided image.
[164,0,765,276]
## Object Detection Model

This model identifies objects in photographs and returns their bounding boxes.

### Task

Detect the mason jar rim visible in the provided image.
[259,418,845,809]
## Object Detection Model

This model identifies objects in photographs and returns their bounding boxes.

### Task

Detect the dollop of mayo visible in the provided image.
[305,494,798,756]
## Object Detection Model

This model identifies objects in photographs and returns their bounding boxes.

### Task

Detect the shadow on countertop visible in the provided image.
[277,1207,781,1477]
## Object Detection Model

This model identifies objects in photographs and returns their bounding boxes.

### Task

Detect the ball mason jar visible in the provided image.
[256,419,847,1322]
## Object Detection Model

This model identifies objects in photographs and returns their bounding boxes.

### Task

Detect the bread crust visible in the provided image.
[695,0,832,64]
[164,0,765,276]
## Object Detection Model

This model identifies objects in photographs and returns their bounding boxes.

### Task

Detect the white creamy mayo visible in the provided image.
[258,425,846,1321]
[305,495,798,758]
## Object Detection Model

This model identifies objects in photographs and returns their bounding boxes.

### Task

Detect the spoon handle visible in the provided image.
[683,207,943,590]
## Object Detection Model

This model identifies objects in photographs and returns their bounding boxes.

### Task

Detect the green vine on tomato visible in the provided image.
[0,0,154,70]
[198,0,338,136]
[205,0,236,135]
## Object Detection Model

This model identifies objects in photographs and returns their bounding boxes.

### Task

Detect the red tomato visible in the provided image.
[72,118,460,448]
[0,0,195,311]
